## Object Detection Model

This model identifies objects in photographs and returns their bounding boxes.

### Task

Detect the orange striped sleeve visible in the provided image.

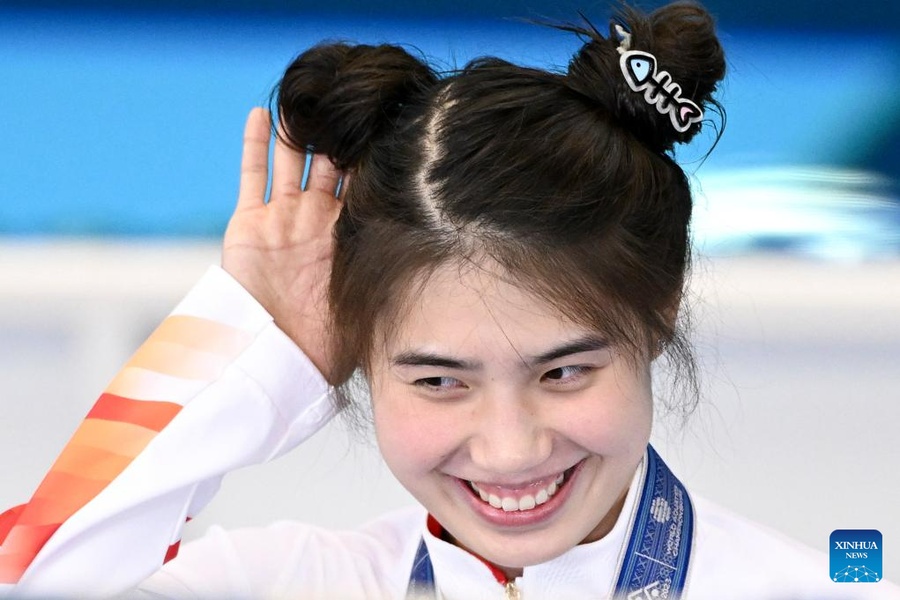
[0,312,258,584]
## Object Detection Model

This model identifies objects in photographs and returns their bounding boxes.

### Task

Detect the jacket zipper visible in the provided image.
[504,581,520,600]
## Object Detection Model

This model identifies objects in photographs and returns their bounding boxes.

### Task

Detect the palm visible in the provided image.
[222,108,342,382]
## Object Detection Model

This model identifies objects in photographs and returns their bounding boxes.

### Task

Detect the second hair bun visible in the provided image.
[566,1,726,152]
[277,42,438,170]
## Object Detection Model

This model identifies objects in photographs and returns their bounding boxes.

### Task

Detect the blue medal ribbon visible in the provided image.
[405,445,694,599]
[407,537,437,599]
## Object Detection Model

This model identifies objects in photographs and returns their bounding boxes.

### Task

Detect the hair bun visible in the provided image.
[566,0,725,152]
[276,42,437,170]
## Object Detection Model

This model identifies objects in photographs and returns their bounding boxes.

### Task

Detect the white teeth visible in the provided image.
[468,471,568,512]
[470,481,490,502]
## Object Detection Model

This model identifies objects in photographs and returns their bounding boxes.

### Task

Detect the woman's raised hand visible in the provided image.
[222,107,342,382]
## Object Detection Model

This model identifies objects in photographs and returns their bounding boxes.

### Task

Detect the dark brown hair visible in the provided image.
[275,1,726,416]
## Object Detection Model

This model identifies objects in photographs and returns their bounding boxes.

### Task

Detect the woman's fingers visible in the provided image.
[235,107,272,212]
[297,154,343,228]
[234,107,342,232]
[271,123,306,201]
[306,154,342,197]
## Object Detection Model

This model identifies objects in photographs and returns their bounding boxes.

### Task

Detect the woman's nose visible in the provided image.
[468,389,552,476]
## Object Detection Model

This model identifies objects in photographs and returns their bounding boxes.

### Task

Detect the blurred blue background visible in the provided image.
[1,0,898,257]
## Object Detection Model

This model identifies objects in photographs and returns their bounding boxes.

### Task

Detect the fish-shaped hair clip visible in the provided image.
[614,24,703,134]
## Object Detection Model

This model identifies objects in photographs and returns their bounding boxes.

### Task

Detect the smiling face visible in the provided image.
[369,259,653,574]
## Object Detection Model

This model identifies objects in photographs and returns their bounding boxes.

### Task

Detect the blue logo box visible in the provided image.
[831,529,883,583]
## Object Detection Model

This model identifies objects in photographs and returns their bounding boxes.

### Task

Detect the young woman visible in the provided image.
[1,1,897,598]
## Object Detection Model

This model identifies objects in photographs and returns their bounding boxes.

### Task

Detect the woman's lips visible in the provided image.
[455,460,585,527]
[469,472,565,511]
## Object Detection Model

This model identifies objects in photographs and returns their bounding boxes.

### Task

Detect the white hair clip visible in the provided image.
[614,24,633,54]
[614,24,703,133]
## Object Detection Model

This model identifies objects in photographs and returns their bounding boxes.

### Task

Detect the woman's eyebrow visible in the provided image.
[392,336,608,370]
[528,335,609,365]
[390,351,481,371]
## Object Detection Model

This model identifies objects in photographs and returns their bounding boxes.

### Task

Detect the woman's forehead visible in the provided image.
[405,258,558,312]
[382,260,599,354]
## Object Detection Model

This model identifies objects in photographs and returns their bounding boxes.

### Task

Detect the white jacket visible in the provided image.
[1,267,897,600]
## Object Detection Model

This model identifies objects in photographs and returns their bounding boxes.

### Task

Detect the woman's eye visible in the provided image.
[541,365,591,383]
[414,376,464,390]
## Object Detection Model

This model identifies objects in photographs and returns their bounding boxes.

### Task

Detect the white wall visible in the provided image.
[1,241,898,578]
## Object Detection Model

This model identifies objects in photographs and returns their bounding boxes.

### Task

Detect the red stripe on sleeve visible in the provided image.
[86,393,182,432]
[0,523,61,582]
[0,505,25,545]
